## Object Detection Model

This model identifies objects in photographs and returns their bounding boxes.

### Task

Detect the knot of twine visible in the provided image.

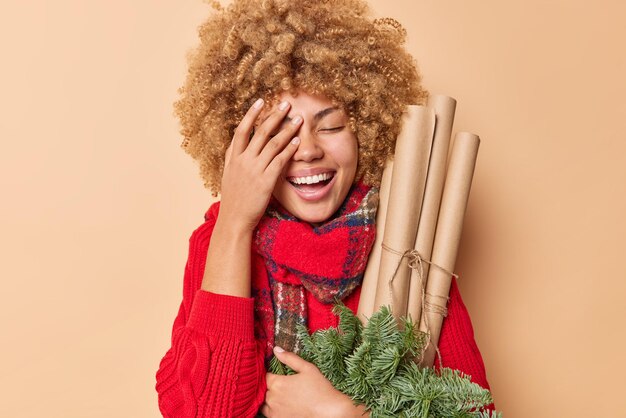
[381,242,459,366]
[381,242,458,318]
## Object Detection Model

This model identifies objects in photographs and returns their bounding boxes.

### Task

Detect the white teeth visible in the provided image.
[290,172,334,185]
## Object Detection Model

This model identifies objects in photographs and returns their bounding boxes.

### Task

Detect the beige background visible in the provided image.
[1,0,624,416]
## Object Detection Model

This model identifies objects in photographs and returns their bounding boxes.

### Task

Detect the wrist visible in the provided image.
[214,213,257,237]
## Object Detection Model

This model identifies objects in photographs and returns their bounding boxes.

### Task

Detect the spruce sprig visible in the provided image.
[268,304,502,418]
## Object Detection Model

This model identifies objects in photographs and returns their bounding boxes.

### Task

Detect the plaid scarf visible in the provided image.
[252,182,378,357]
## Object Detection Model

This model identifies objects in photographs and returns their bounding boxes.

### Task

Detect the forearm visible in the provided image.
[201,216,253,297]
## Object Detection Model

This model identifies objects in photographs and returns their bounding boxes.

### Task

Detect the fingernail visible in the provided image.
[291,115,302,125]
[253,98,264,109]
[279,101,289,111]
[274,346,285,353]
[291,137,300,145]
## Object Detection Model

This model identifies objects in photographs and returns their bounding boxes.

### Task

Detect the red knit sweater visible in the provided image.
[155,203,492,417]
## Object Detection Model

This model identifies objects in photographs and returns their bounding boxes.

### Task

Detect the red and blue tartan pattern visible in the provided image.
[253,182,378,355]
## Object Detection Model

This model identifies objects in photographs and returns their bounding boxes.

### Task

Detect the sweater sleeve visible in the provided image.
[155,203,267,418]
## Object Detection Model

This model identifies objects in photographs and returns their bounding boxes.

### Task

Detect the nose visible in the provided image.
[292,129,324,162]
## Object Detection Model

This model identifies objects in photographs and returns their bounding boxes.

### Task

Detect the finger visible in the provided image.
[272,346,314,373]
[263,376,282,409]
[265,372,278,390]
[264,136,301,178]
[247,100,291,155]
[232,98,265,156]
[257,114,303,168]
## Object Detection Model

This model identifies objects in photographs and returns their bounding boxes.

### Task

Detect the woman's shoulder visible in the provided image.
[186,201,221,249]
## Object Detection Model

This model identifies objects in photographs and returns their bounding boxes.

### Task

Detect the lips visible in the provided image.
[286,167,337,178]
[288,171,335,185]
[287,172,337,201]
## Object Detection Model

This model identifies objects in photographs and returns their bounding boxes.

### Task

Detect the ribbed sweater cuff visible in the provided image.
[188,290,255,340]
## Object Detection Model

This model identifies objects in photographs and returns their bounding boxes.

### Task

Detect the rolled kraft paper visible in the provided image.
[419,132,480,367]
[407,95,457,325]
[372,106,435,318]
[357,160,393,323]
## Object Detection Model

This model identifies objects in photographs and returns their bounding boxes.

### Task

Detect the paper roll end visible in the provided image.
[428,94,457,109]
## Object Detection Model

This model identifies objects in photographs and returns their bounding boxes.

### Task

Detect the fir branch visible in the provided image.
[269,303,502,418]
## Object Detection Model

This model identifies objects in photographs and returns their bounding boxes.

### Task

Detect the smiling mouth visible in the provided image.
[287,172,335,191]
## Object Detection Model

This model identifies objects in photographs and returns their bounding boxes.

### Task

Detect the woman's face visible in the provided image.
[268,90,358,224]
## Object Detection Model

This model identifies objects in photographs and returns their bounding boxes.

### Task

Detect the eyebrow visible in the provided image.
[313,106,340,122]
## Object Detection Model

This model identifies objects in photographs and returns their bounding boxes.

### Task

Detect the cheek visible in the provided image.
[336,138,359,175]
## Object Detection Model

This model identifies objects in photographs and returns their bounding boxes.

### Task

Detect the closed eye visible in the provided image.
[320,126,345,132]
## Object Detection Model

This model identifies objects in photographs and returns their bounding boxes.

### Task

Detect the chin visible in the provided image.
[289,205,335,225]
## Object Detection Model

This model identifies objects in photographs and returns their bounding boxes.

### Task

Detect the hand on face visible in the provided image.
[219,91,359,231]
[271,91,359,225]
[261,347,369,418]
[219,98,302,232]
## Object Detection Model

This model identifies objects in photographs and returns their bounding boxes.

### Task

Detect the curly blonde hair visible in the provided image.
[175,0,427,194]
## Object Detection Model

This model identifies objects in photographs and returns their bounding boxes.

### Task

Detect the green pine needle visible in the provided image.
[267,303,502,418]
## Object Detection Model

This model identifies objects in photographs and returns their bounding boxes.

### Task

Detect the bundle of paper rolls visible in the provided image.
[356,95,480,368]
